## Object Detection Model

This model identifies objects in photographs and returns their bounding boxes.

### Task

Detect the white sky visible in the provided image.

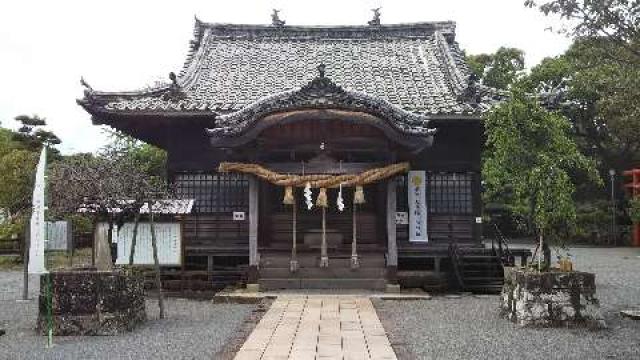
[0,0,571,154]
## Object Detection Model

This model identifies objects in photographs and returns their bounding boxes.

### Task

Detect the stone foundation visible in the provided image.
[501,267,605,328]
[37,268,146,335]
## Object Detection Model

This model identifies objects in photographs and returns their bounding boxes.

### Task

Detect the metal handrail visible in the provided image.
[491,222,514,266]
[448,242,465,290]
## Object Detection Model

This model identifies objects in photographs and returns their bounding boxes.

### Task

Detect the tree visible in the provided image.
[101,129,167,179]
[0,150,38,218]
[12,115,62,160]
[483,88,599,269]
[519,55,572,93]
[466,47,525,89]
[525,1,640,172]
[525,0,640,63]
[48,149,172,318]
[0,116,62,251]
[567,39,640,171]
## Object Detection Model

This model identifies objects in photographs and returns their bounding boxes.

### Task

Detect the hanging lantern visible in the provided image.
[316,188,328,208]
[304,182,313,210]
[354,185,365,204]
[336,183,345,212]
[283,186,294,205]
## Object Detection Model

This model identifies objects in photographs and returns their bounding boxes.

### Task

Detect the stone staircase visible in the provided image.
[258,252,388,290]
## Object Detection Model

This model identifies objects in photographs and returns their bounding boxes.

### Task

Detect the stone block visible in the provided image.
[501,268,605,328]
[37,269,146,336]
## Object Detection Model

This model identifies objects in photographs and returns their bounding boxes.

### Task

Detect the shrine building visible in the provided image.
[78,15,511,292]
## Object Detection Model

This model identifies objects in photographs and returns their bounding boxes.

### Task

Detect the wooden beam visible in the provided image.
[386,178,398,267]
[248,176,259,282]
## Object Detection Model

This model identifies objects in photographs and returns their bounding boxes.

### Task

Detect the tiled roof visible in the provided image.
[78,199,194,215]
[139,199,194,215]
[79,20,497,123]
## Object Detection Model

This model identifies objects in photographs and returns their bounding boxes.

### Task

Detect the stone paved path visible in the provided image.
[234,295,397,360]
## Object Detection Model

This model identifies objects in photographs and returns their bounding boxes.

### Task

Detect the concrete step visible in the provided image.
[260,254,386,268]
[259,266,387,279]
[259,278,387,290]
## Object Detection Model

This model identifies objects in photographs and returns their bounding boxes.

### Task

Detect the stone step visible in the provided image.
[259,278,387,290]
[260,254,386,268]
[259,266,387,279]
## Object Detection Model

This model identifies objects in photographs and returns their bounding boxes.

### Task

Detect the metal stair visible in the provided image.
[450,245,505,293]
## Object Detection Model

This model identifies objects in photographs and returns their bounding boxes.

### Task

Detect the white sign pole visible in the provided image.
[408,170,428,243]
[28,147,48,274]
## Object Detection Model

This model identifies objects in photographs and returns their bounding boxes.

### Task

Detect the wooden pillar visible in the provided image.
[248,176,259,284]
[319,207,329,267]
[386,179,398,284]
[290,200,298,272]
[351,202,359,269]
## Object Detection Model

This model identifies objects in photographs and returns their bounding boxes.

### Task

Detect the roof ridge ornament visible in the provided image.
[80,77,93,92]
[80,77,94,100]
[461,73,481,105]
[368,7,381,26]
[317,64,326,78]
[163,72,185,100]
[271,9,285,27]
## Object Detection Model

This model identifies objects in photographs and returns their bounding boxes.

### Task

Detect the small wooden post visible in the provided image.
[68,221,74,268]
[91,222,96,267]
[128,211,141,265]
[538,232,543,273]
[149,204,165,319]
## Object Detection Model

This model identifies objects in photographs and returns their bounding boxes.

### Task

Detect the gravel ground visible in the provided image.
[0,272,255,360]
[376,247,640,360]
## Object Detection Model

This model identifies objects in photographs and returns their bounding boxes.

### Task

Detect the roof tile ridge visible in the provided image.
[177,18,210,91]
[179,16,206,78]
[77,85,173,112]
[433,31,468,98]
[195,19,457,39]
[197,20,456,29]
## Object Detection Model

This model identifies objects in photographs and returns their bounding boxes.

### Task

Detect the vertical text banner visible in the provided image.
[408,170,428,243]
[28,147,48,274]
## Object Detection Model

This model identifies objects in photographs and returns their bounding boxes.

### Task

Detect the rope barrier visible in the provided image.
[218,162,410,188]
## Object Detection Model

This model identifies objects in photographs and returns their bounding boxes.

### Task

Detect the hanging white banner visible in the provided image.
[408,170,428,243]
[28,147,48,274]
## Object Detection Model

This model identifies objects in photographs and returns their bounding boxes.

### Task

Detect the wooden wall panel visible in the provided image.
[268,212,379,246]
[397,214,475,246]
[183,214,249,252]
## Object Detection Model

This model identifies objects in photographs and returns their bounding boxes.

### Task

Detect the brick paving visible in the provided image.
[234,295,397,360]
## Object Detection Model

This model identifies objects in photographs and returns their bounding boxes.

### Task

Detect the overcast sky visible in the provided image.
[0,0,571,154]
